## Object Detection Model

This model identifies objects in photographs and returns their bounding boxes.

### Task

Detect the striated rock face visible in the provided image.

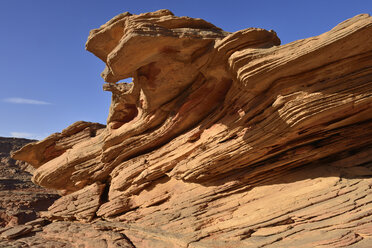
[10,10,372,247]
[42,182,105,222]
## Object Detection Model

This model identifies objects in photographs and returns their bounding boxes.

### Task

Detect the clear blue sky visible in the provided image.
[0,0,371,140]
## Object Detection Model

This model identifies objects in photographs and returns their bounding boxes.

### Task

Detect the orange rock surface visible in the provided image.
[9,10,372,247]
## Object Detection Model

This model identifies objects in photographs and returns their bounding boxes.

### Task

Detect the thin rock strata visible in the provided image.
[10,10,372,247]
[42,182,105,222]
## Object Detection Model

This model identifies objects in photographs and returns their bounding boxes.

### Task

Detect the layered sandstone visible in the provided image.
[9,10,372,247]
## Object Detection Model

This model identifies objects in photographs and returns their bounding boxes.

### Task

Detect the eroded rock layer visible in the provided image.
[11,10,372,247]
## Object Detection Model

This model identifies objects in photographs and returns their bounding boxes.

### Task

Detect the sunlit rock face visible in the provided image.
[12,10,372,247]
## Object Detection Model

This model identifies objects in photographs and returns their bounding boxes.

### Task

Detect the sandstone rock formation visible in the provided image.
[8,10,372,247]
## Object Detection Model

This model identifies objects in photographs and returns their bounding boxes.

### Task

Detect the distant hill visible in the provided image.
[0,137,36,173]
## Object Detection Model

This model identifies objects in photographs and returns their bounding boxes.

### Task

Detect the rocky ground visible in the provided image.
[1,160,371,247]
[0,136,133,247]
[0,137,58,232]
